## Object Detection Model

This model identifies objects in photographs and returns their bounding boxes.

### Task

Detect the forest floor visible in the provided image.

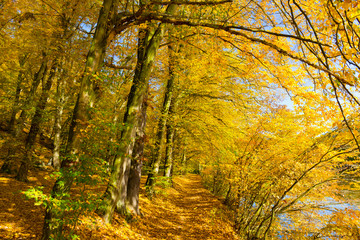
[0,166,239,240]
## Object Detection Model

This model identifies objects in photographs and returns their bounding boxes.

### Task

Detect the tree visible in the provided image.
[145,27,179,195]
[42,0,119,238]
[100,3,178,222]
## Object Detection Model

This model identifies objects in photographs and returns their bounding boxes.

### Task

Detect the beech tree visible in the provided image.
[145,27,179,194]
[42,0,119,237]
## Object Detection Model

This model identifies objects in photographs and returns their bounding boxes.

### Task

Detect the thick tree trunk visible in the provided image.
[100,26,161,222]
[125,89,148,216]
[41,0,117,239]
[100,4,177,222]
[16,63,56,182]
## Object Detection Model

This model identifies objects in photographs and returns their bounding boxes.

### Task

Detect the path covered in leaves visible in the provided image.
[0,169,238,239]
[131,174,239,240]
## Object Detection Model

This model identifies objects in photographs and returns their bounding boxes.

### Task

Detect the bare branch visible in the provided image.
[104,62,133,70]
[150,0,232,5]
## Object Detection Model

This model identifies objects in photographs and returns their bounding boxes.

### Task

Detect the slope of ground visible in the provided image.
[0,166,238,240]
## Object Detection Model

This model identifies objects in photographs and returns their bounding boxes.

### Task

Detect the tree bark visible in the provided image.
[164,121,175,179]
[16,62,56,182]
[51,68,66,170]
[8,54,29,131]
[181,146,187,175]
[125,88,148,216]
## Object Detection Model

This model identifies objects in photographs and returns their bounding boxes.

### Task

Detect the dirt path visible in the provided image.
[131,174,239,240]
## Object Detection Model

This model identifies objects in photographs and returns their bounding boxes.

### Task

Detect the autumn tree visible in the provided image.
[145,26,180,195]
[41,0,119,238]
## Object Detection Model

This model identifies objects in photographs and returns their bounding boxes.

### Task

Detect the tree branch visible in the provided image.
[104,62,133,70]
[150,0,232,5]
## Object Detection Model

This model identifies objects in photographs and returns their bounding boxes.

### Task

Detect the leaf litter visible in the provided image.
[0,164,238,240]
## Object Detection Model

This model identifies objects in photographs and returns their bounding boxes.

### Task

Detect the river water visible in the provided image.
[277,179,360,239]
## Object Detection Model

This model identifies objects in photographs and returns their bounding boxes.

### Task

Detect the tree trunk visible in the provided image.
[51,68,66,170]
[100,4,177,222]
[181,146,187,175]
[100,26,161,222]
[8,72,23,131]
[145,29,177,194]
[163,36,180,180]
[8,54,29,131]
[16,62,56,182]
[125,88,148,216]
[224,184,232,206]
[42,0,118,238]
[0,58,47,174]
[164,123,175,179]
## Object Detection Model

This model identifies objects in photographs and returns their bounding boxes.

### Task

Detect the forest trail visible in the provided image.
[0,168,238,240]
[131,174,239,240]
